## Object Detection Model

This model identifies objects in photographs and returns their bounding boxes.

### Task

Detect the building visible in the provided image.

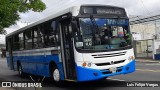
[130,15,160,60]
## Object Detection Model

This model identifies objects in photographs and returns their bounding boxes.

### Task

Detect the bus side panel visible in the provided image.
[13,56,29,72]
[6,56,9,67]
[28,54,65,80]
[38,55,64,80]
[17,55,48,76]
[12,54,65,80]
[35,55,58,77]
[12,56,18,71]
[34,55,48,76]
[27,56,38,74]
[6,56,11,68]
[35,55,64,80]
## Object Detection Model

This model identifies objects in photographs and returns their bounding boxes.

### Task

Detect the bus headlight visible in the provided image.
[82,62,87,67]
[128,56,135,61]
[82,62,92,67]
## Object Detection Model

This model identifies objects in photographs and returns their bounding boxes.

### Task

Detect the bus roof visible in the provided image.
[6,4,126,37]
[81,4,124,9]
[6,6,80,37]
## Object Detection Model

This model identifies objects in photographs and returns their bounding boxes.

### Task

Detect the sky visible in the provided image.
[1,0,160,44]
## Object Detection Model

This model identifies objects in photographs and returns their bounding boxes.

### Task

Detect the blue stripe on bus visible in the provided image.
[76,60,135,81]
[7,55,65,80]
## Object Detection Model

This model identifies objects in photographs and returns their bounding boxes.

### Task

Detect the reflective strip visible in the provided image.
[7,47,60,56]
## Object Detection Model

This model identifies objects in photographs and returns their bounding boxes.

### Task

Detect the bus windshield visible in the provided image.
[74,18,132,51]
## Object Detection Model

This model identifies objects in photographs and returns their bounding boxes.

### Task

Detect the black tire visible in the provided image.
[51,66,63,86]
[18,63,25,77]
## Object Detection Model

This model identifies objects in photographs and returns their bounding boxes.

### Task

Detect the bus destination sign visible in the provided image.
[96,8,124,15]
[81,6,126,16]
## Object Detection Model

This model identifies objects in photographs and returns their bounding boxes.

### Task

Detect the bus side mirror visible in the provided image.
[71,21,78,32]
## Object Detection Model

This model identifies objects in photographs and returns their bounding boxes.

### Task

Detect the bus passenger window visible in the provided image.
[25,30,32,49]
[43,22,50,46]
[33,26,44,48]
[19,33,24,50]
[37,27,44,47]
[33,28,38,48]
[43,20,58,47]
[13,35,20,50]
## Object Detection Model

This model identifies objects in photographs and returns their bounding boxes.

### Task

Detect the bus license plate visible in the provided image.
[109,67,117,73]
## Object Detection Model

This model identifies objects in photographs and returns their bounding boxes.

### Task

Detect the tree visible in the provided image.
[0,0,46,34]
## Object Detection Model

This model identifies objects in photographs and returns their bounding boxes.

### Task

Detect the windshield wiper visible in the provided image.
[90,15,101,45]
[90,15,100,33]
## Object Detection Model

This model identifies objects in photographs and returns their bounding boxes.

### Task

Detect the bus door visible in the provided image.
[59,18,77,80]
[8,38,14,70]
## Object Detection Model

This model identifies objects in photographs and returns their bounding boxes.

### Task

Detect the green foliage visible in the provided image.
[0,0,46,34]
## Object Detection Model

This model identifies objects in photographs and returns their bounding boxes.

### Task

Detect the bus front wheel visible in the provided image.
[52,68,60,82]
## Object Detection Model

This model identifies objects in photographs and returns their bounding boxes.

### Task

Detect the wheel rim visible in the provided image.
[53,69,60,82]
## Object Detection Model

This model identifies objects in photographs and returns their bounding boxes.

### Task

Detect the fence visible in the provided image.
[133,39,153,59]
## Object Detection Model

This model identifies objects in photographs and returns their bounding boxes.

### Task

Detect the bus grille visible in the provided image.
[95,60,125,66]
[92,52,126,58]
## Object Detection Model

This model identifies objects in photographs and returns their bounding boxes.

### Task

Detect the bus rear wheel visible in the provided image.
[18,64,24,77]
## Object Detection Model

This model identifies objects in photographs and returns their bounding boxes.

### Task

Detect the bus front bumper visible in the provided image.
[76,60,135,81]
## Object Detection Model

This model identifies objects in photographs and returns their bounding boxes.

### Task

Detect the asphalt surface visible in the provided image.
[0,58,160,90]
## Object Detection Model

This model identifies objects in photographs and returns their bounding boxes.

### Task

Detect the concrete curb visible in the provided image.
[136,59,160,63]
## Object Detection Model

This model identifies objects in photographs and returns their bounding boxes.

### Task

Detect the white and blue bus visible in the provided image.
[6,4,135,82]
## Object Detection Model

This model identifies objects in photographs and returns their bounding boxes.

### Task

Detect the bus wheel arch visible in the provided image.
[17,61,24,77]
[17,61,21,70]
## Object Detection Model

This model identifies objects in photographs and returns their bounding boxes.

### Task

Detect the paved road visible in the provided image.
[0,58,160,90]
[111,61,160,81]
